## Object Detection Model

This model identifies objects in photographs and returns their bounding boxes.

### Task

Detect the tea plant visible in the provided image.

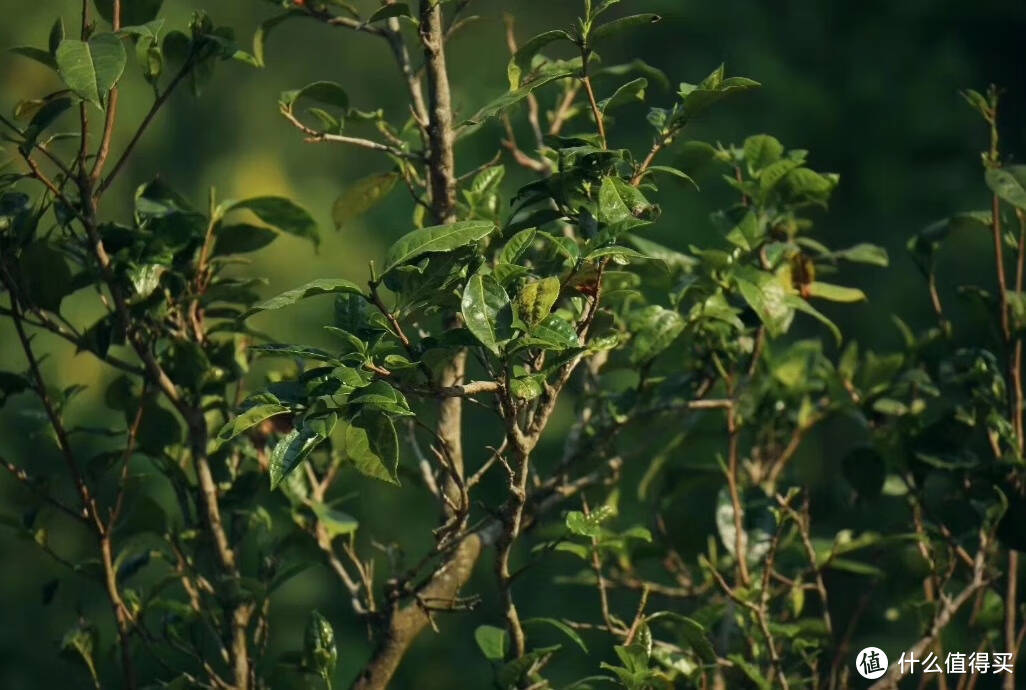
[0,1,1022,689]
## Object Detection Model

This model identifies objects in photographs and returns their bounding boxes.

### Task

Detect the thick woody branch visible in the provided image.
[418,0,457,224]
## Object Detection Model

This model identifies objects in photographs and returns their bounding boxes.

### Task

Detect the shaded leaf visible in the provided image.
[215,404,290,447]
[522,617,588,653]
[226,196,319,247]
[591,13,661,42]
[244,278,363,317]
[345,413,399,485]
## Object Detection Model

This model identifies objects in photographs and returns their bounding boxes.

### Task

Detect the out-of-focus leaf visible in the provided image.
[474,625,509,661]
[226,196,319,247]
[332,171,398,229]
[244,278,363,318]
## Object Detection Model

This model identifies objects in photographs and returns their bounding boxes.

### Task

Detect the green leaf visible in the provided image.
[638,165,698,189]
[332,172,398,229]
[303,611,338,681]
[759,159,802,196]
[507,29,571,89]
[598,176,655,234]
[630,305,684,364]
[460,72,573,129]
[986,166,1026,210]
[566,505,614,537]
[599,78,647,114]
[244,278,363,317]
[127,263,164,299]
[715,487,776,565]
[514,277,560,328]
[270,427,326,489]
[499,645,562,688]
[728,655,771,690]
[474,625,509,661]
[345,413,400,485]
[49,18,65,54]
[462,273,514,354]
[9,47,57,70]
[743,134,783,172]
[627,235,696,270]
[382,220,495,275]
[349,381,412,416]
[282,80,349,112]
[789,296,841,344]
[226,196,319,247]
[646,612,715,663]
[736,271,794,337]
[366,4,411,23]
[20,96,72,153]
[677,65,760,122]
[215,404,289,447]
[584,245,652,265]
[829,243,888,267]
[500,228,538,264]
[842,446,885,500]
[310,502,359,539]
[250,343,338,362]
[19,243,73,313]
[529,314,579,350]
[591,13,661,42]
[509,375,544,401]
[213,223,278,255]
[522,618,588,653]
[0,372,29,409]
[137,400,181,455]
[253,12,299,68]
[59,620,99,687]
[826,558,885,578]
[472,165,505,194]
[805,282,866,303]
[95,0,163,26]
[55,34,127,106]
[135,178,194,218]
[1009,291,1026,333]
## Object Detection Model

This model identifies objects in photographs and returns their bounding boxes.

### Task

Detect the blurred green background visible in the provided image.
[1,1,1025,688]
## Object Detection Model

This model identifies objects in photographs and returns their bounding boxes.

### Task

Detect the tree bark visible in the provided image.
[351,532,488,690]
[349,5,465,688]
